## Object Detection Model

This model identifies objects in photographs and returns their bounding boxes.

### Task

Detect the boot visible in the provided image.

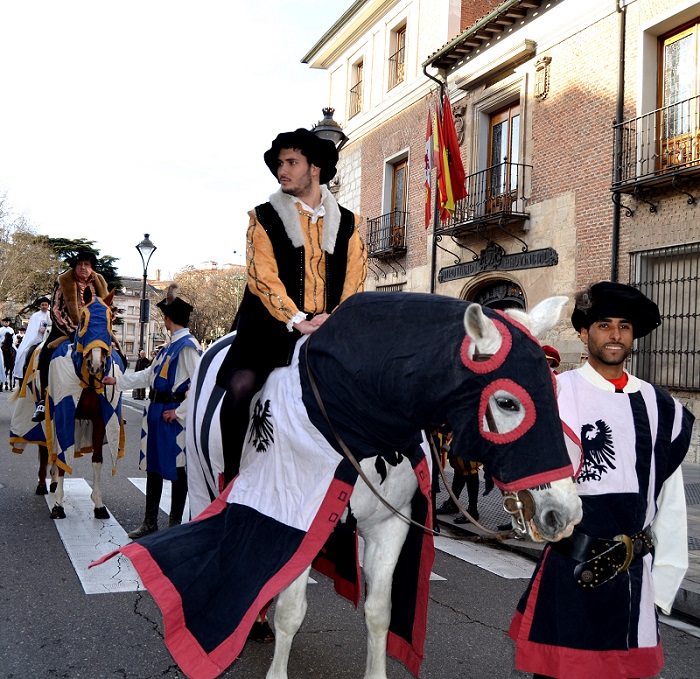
[128,520,158,539]
[31,400,45,422]
[128,472,163,539]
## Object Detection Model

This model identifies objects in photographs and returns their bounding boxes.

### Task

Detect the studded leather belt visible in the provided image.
[549,526,654,589]
[148,389,187,404]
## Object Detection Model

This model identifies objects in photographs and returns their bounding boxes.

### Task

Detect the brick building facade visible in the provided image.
[306,0,700,459]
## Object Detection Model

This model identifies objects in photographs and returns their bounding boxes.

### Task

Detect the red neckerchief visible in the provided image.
[607,373,629,392]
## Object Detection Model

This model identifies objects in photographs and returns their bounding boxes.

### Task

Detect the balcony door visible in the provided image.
[390,160,407,247]
[659,23,700,169]
[487,104,520,214]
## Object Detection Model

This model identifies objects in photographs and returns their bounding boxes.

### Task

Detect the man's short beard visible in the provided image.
[281,169,313,198]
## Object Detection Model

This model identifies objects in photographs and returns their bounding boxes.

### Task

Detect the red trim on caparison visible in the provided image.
[460,318,512,373]
[492,464,575,492]
[479,379,536,443]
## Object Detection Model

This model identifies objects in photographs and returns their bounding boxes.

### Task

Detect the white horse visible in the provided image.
[97,292,581,679]
[263,297,580,679]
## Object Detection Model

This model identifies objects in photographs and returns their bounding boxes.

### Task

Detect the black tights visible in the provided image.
[144,468,188,524]
[220,368,268,485]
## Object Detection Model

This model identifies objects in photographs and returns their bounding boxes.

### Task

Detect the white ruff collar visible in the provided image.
[268,185,341,254]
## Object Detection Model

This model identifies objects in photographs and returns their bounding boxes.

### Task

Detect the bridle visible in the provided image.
[304,339,534,539]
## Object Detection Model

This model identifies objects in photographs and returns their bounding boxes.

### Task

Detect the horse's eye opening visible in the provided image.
[495,396,519,411]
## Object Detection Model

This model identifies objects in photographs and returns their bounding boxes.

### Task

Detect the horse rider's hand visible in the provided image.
[293,319,320,335]
[308,313,330,328]
[102,376,117,385]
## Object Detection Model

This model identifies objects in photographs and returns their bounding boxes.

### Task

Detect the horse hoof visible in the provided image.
[49,482,58,493]
[94,506,110,520]
[35,483,49,496]
[50,505,66,520]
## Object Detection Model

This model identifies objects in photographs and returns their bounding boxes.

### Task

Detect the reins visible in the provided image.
[303,338,521,540]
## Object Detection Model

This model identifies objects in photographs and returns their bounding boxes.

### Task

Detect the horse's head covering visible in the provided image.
[157,284,193,327]
[68,250,98,268]
[448,306,572,491]
[571,281,660,339]
[264,128,338,185]
[304,292,573,493]
[73,295,114,390]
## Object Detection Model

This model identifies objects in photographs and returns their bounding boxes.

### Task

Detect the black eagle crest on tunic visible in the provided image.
[577,419,616,483]
[248,398,274,453]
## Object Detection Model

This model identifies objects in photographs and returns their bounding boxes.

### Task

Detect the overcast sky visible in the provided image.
[0,1,347,280]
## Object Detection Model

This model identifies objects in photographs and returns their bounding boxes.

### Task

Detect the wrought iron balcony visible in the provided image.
[349,81,362,118]
[435,161,531,235]
[388,46,405,90]
[366,210,408,258]
[612,94,700,191]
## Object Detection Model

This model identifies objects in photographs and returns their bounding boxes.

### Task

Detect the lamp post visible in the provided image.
[136,233,156,353]
[311,107,349,150]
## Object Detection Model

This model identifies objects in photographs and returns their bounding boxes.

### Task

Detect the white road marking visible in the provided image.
[128,477,190,523]
[659,612,700,638]
[434,536,536,579]
[44,478,143,594]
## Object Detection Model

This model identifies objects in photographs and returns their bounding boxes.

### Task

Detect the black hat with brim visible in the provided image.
[157,297,193,327]
[68,251,98,268]
[571,281,661,339]
[264,128,338,185]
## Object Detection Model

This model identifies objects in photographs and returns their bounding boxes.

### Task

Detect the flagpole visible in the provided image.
[424,75,444,294]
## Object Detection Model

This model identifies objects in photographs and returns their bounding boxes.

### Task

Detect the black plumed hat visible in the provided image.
[571,281,661,339]
[263,128,338,185]
[157,284,193,327]
[68,251,98,268]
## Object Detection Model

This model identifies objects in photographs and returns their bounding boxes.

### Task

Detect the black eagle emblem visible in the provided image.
[578,419,616,483]
[248,399,274,453]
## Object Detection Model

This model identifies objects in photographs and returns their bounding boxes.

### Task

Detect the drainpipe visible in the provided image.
[423,65,445,293]
[611,0,627,282]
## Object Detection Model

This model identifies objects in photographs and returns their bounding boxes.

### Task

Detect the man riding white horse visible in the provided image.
[215,127,367,488]
[33,251,109,422]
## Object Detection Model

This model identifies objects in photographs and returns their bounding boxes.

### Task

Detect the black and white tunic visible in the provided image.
[509,362,694,679]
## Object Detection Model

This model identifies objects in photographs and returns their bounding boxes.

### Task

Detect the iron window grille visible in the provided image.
[366,210,408,258]
[630,241,700,391]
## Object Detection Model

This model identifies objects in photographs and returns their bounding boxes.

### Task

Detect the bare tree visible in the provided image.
[174,266,247,345]
[0,195,56,320]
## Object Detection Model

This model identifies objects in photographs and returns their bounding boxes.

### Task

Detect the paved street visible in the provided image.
[1,389,699,678]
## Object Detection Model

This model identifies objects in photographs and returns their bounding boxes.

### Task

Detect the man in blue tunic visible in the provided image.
[509,281,695,679]
[104,284,201,538]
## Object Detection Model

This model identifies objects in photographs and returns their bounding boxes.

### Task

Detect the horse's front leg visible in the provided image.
[90,423,109,520]
[266,565,312,679]
[50,469,66,519]
[361,514,411,679]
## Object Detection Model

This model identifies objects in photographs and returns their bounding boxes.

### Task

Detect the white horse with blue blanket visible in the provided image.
[95,292,581,679]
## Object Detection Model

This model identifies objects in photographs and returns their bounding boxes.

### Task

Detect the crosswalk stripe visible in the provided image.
[434,535,535,579]
[44,478,143,594]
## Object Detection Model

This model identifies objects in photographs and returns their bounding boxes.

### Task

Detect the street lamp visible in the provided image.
[136,233,156,353]
[311,107,349,150]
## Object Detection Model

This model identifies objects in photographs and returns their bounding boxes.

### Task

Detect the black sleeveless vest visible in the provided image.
[227,200,357,371]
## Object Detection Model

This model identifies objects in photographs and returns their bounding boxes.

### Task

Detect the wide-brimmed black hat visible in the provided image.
[36,297,51,306]
[68,251,98,268]
[263,128,338,185]
[571,281,661,339]
[156,284,193,327]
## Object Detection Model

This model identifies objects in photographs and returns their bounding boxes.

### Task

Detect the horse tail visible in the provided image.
[186,331,236,519]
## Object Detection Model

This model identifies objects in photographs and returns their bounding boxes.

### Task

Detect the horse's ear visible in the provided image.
[105,289,115,306]
[523,296,568,339]
[464,304,502,355]
[84,287,93,304]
